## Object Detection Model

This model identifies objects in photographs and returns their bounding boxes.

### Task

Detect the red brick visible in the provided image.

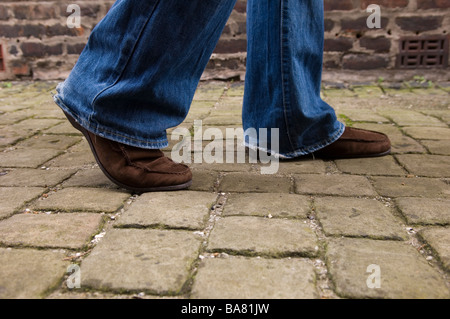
[341,17,389,31]
[324,38,354,52]
[342,54,389,69]
[360,0,409,8]
[417,0,450,9]
[0,5,9,20]
[21,43,62,58]
[234,0,247,13]
[324,0,354,11]
[395,16,443,32]
[214,39,247,54]
[13,4,57,20]
[11,60,31,76]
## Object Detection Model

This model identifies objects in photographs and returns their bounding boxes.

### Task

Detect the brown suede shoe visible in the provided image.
[64,112,192,192]
[314,127,391,159]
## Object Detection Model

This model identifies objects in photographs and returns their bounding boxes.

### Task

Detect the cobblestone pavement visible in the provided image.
[0,80,449,299]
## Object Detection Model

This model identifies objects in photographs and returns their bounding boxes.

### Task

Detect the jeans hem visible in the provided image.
[244,121,345,159]
[53,93,169,149]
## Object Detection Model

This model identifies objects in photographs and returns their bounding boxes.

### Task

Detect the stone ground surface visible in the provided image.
[0,80,449,299]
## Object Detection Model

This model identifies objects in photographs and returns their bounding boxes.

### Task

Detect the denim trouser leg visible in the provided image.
[244,0,345,157]
[54,0,237,149]
[54,0,344,156]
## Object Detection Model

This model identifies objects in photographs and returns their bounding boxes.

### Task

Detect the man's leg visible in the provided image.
[243,0,390,158]
[54,0,237,191]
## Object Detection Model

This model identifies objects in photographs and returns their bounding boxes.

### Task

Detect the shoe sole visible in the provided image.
[314,148,392,159]
[64,112,192,193]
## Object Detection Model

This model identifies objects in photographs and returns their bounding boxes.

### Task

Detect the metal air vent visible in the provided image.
[397,36,449,68]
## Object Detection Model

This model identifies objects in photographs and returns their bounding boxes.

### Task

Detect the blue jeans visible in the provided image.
[54,0,344,158]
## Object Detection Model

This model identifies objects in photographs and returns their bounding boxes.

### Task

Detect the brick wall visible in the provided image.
[0,0,449,82]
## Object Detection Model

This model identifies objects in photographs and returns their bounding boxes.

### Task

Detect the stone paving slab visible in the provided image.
[189,170,219,192]
[223,193,311,218]
[0,187,45,219]
[371,176,450,198]
[116,191,218,230]
[191,256,317,299]
[1,81,449,300]
[421,140,450,156]
[45,141,96,168]
[33,187,130,213]
[0,168,76,187]
[0,213,103,249]
[353,123,426,154]
[326,237,450,299]
[377,109,447,127]
[396,154,450,178]
[80,228,202,294]
[395,197,450,225]
[274,159,326,175]
[207,216,318,257]
[0,147,63,168]
[402,127,450,140]
[0,248,67,298]
[43,121,82,135]
[334,156,405,176]
[315,197,408,240]
[219,173,292,193]
[17,135,80,150]
[418,227,450,271]
[336,108,389,123]
[294,174,377,196]
[420,110,450,125]
[61,168,118,189]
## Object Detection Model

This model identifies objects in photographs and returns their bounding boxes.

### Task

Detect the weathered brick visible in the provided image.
[341,17,389,31]
[324,0,354,11]
[395,16,443,32]
[67,43,86,55]
[0,5,9,20]
[359,36,391,52]
[214,39,247,54]
[342,54,389,70]
[21,43,63,58]
[417,0,450,9]
[360,0,409,8]
[324,38,354,52]
[324,19,335,32]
